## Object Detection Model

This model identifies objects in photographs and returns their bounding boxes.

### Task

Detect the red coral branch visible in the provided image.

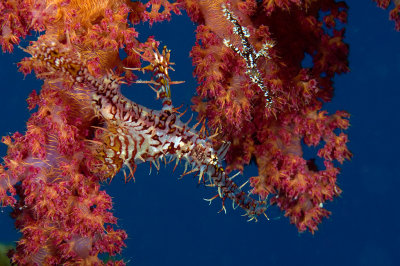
[183,0,351,232]
[373,0,400,30]
[1,81,126,264]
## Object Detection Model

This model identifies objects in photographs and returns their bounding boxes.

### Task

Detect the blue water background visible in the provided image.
[0,1,399,265]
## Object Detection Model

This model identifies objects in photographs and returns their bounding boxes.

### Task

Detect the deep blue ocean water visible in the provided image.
[1,1,399,265]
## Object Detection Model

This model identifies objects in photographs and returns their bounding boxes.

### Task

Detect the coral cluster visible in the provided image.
[373,0,400,30]
[183,0,350,232]
[0,0,354,264]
